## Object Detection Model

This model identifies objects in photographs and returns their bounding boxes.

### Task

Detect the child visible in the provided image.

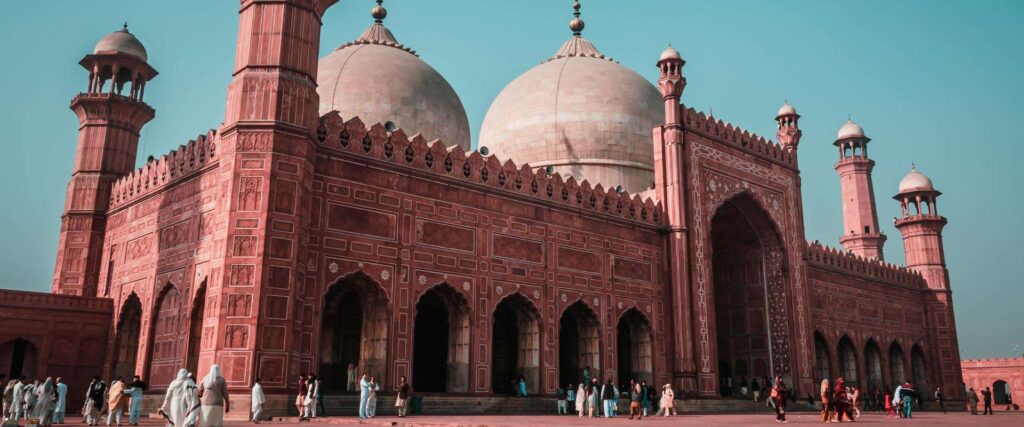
[884,393,896,418]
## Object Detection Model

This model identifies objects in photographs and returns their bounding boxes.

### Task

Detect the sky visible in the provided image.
[0,0,1021,359]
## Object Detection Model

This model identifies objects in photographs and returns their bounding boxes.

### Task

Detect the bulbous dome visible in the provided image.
[777,102,796,117]
[94,25,147,61]
[898,166,934,192]
[659,46,682,61]
[479,37,662,193]
[317,22,470,150]
[837,119,865,140]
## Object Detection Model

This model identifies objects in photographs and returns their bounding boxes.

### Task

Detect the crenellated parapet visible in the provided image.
[682,107,796,168]
[317,112,663,227]
[109,129,218,209]
[805,240,923,286]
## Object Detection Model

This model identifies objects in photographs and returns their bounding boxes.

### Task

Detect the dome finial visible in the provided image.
[371,0,387,24]
[911,161,916,171]
[121,22,129,33]
[569,0,585,36]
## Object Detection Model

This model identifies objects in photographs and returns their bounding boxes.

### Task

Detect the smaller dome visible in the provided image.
[94,25,147,62]
[777,102,796,117]
[659,45,682,61]
[837,119,865,140]
[898,166,934,192]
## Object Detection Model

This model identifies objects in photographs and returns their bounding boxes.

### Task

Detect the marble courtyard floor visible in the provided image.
[33,411,1024,426]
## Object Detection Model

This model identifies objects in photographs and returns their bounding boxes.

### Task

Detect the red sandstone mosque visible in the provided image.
[4,0,1002,414]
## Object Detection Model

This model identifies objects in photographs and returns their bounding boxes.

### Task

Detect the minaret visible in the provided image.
[893,166,964,400]
[653,43,698,393]
[53,24,157,296]
[833,119,886,259]
[776,102,802,151]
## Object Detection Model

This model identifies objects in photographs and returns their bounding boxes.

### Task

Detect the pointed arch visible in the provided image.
[617,307,653,384]
[147,282,184,388]
[837,335,859,386]
[558,299,601,387]
[320,270,391,392]
[491,292,541,395]
[910,343,928,392]
[412,282,471,393]
[113,292,143,379]
[864,338,884,393]
[889,341,907,386]
[814,331,831,382]
[0,338,39,379]
[185,280,207,375]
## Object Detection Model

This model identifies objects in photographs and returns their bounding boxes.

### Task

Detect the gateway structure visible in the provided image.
[1,0,963,413]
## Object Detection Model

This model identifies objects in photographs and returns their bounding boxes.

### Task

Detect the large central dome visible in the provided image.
[479,5,661,193]
[317,4,470,150]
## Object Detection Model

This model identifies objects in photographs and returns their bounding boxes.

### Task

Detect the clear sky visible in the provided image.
[0,0,1021,359]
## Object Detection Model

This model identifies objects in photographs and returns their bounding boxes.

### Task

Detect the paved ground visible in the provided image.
[26,411,1023,426]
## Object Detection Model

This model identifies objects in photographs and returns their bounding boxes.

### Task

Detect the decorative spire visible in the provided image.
[121,22,130,33]
[371,0,386,24]
[569,1,585,36]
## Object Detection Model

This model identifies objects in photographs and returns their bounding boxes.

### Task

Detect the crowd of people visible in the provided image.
[549,368,678,419]
[2,375,68,425]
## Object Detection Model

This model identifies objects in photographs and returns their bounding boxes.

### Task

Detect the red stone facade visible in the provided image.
[961,358,1023,408]
[0,0,968,414]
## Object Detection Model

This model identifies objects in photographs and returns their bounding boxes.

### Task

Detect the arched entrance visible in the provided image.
[911,344,928,392]
[994,380,1011,404]
[412,283,470,393]
[185,283,206,375]
[710,193,791,393]
[616,308,652,385]
[558,300,600,387]
[889,342,906,386]
[0,338,38,379]
[148,284,184,388]
[814,332,831,382]
[865,339,884,393]
[113,294,143,379]
[837,336,859,386]
[320,271,390,392]
[491,293,540,395]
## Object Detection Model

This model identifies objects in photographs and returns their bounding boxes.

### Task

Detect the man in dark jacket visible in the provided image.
[982,387,993,415]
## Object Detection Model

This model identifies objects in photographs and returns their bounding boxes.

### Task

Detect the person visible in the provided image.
[884,392,896,417]
[819,379,832,422]
[556,385,567,414]
[346,363,357,392]
[566,384,576,415]
[295,373,307,421]
[752,378,761,403]
[640,380,650,417]
[982,386,992,415]
[34,377,55,426]
[891,383,903,419]
[159,369,192,427]
[582,366,591,387]
[586,379,597,418]
[628,382,643,420]
[851,386,860,419]
[184,373,199,427]
[366,376,380,418]
[740,377,749,398]
[304,373,319,419]
[656,384,674,416]
[967,387,979,415]
[85,376,106,426]
[901,382,914,419]
[600,379,615,418]
[3,375,17,421]
[23,380,38,424]
[357,373,370,419]
[395,376,410,418]
[772,376,786,423]
[53,377,68,424]
[106,376,128,426]
[575,383,587,417]
[251,378,265,424]
[197,364,229,427]
[832,377,849,422]
[124,376,145,426]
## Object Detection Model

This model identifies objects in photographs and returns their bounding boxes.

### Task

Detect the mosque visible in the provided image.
[0,0,966,414]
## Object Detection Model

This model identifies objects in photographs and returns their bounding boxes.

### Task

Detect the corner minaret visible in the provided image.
[893,166,964,400]
[833,119,886,260]
[53,24,157,296]
[776,102,802,151]
[653,43,697,393]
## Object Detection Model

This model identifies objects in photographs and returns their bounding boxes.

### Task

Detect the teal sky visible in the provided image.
[0,1,1021,359]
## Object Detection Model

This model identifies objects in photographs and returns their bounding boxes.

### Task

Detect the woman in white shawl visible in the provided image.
[575,384,587,417]
[160,369,193,427]
[34,377,55,425]
[197,365,229,427]
[658,384,675,416]
[251,378,265,423]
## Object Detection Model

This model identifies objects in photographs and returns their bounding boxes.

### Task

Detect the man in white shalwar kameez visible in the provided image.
[197,364,229,427]
[160,369,193,427]
[357,374,370,419]
[11,378,26,422]
[251,378,265,423]
[54,377,68,424]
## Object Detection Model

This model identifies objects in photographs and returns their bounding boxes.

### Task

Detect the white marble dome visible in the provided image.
[479,36,662,193]
[659,45,682,61]
[777,102,797,117]
[317,21,470,150]
[837,119,866,140]
[898,166,934,192]
[94,26,147,61]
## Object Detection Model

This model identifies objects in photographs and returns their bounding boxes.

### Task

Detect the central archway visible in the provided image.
[559,300,600,387]
[412,283,470,393]
[491,293,540,395]
[617,308,653,384]
[710,193,791,394]
[319,271,390,392]
[113,294,143,379]
[0,338,38,379]
[865,339,884,393]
